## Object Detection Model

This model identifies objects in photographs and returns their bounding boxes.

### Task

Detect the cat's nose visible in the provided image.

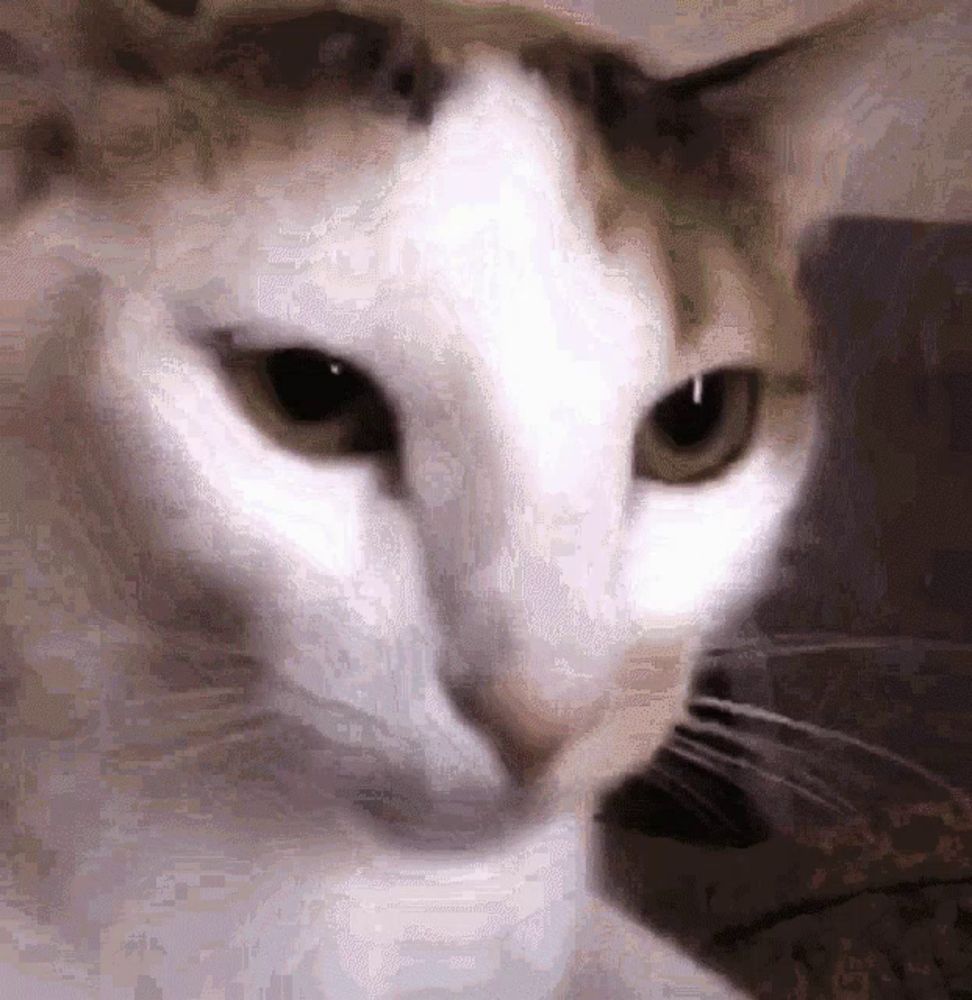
[447,657,605,785]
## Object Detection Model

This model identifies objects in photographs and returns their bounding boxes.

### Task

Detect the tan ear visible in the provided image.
[670,0,967,229]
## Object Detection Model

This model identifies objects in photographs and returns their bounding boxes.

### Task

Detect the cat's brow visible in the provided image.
[195,9,444,122]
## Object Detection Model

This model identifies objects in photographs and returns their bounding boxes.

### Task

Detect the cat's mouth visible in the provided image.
[352,780,537,851]
[255,676,675,853]
[255,673,544,849]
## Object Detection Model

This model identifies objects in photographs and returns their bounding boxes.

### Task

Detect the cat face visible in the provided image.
[1,3,816,856]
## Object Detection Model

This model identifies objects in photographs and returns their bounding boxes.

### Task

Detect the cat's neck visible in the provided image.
[0,780,593,999]
[317,809,590,999]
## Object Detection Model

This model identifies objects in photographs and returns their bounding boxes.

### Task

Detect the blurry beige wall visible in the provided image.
[469,0,872,69]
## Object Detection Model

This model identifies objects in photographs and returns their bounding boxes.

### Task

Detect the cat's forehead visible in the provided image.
[42,2,761,204]
[66,10,763,265]
[5,1,806,373]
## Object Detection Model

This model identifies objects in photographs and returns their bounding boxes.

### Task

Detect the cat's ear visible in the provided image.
[652,0,953,232]
[522,1,935,251]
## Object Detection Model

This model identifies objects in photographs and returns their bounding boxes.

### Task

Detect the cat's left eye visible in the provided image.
[634,368,759,483]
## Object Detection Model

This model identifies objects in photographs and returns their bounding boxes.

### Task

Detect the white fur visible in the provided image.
[0,26,814,1000]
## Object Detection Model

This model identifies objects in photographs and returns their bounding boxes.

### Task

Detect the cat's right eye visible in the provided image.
[218,344,398,457]
[634,368,760,484]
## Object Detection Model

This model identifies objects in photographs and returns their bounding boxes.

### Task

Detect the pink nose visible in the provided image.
[450,669,603,785]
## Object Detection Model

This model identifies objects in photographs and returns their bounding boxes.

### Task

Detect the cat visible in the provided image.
[0,1,905,996]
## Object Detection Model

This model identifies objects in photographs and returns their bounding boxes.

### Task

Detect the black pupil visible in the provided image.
[653,372,726,448]
[265,348,369,423]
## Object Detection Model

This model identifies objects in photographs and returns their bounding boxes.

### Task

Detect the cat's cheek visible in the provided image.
[621,446,808,644]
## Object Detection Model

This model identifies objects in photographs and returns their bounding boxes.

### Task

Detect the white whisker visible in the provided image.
[110,711,277,770]
[690,696,972,821]
[706,633,972,658]
[668,734,852,816]
[678,718,869,809]
[126,685,249,708]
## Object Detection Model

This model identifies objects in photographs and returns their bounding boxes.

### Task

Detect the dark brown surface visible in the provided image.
[603,806,972,999]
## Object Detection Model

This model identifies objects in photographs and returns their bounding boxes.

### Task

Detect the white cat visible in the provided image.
[0,1,901,996]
